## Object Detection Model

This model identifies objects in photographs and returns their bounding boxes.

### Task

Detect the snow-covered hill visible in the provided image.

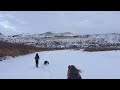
[1,32,120,49]
[0,50,120,79]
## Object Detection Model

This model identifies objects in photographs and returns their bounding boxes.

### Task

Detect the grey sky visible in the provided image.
[0,11,120,36]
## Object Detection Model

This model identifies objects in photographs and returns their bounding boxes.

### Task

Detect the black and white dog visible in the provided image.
[44,60,49,65]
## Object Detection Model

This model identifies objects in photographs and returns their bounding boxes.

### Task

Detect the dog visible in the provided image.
[44,60,49,65]
[67,65,82,79]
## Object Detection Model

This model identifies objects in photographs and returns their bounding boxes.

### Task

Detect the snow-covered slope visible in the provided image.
[0,33,6,41]
[0,50,120,79]
[1,32,120,49]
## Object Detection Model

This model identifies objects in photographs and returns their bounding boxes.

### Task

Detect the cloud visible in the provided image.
[0,11,120,35]
[0,12,28,35]
[0,20,16,30]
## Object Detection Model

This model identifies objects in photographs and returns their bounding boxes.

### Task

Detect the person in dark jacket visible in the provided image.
[67,65,82,79]
[35,53,39,68]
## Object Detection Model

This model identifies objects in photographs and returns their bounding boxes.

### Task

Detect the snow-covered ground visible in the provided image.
[0,50,120,79]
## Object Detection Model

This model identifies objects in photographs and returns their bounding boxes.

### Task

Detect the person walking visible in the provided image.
[35,53,39,68]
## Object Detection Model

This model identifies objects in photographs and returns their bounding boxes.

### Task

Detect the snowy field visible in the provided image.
[0,50,120,79]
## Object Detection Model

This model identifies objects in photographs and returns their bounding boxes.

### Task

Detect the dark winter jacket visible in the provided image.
[35,54,39,60]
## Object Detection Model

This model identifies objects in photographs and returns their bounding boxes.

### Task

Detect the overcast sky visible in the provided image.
[0,11,120,36]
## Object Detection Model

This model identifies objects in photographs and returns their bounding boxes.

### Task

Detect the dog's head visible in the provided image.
[67,65,82,79]
[68,65,82,73]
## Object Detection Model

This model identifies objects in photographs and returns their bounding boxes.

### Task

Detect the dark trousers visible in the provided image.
[35,59,39,68]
